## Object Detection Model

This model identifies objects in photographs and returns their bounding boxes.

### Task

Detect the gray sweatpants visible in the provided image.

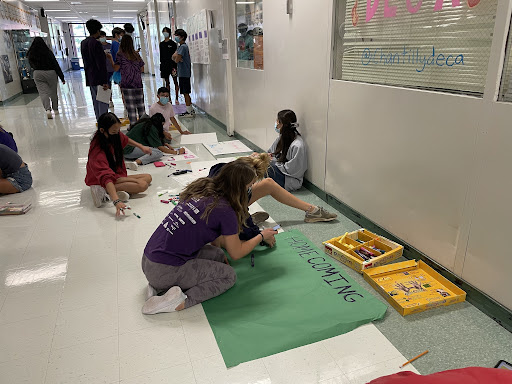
[33,70,59,111]
[141,245,237,308]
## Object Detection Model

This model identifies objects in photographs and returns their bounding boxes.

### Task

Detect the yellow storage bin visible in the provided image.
[322,229,403,273]
[363,260,466,316]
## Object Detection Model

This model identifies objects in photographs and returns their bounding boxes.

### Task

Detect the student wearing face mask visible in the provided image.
[237,23,254,67]
[267,109,307,191]
[159,27,180,104]
[172,29,194,118]
[149,87,190,141]
[85,112,152,216]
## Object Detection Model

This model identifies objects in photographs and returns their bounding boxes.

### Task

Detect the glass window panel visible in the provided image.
[235,0,263,70]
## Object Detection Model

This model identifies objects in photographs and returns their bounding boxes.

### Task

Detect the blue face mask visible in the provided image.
[159,96,169,105]
[163,32,169,38]
[174,36,181,43]
[274,122,280,134]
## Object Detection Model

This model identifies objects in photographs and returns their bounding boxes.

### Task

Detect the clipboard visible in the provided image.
[96,85,112,104]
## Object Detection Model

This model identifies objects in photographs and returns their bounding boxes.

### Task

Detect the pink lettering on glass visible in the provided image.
[366,0,379,22]
[434,0,461,11]
[406,0,423,13]
[384,0,397,17]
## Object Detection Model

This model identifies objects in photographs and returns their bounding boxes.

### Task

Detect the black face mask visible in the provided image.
[239,29,247,36]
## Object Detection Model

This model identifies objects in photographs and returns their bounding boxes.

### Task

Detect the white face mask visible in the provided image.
[163,32,169,38]
[99,37,107,43]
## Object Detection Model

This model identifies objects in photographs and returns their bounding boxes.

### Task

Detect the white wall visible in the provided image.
[230,0,332,189]
[174,0,228,125]
[0,30,22,102]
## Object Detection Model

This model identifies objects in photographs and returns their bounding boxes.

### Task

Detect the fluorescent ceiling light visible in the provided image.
[113,10,137,12]
[25,0,60,2]
[70,1,82,3]
[236,1,256,4]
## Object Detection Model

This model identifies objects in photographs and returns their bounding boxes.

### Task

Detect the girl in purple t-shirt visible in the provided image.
[108,35,145,125]
[141,160,278,315]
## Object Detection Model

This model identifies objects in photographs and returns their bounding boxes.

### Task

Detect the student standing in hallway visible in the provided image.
[108,35,145,125]
[81,19,109,120]
[99,31,114,108]
[172,29,194,118]
[110,27,125,113]
[159,27,179,104]
[27,37,65,120]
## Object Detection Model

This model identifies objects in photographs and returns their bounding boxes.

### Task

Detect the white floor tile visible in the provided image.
[191,353,270,384]
[118,303,179,335]
[181,314,221,362]
[178,303,206,320]
[0,353,49,384]
[120,362,196,384]
[0,314,56,363]
[0,247,25,271]
[322,324,403,374]
[319,375,353,384]
[119,324,189,380]
[263,343,343,384]
[60,275,117,311]
[0,283,62,324]
[46,335,119,384]
[8,261,67,292]
[52,302,118,350]
[344,357,419,384]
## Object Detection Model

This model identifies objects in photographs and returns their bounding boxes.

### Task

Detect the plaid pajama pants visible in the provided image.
[122,88,145,125]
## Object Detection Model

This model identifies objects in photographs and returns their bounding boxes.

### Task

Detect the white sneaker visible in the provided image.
[146,284,158,300]
[117,191,130,202]
[90,185,108,208]
[125,161,138,171]
[46,110,53,119]
[142,286,187,315]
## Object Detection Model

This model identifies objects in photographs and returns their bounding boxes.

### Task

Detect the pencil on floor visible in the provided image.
[400,350,428,368]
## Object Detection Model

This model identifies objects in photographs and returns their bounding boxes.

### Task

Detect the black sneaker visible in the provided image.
[179,111,196,118]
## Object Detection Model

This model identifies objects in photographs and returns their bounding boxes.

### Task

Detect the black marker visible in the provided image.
[251,254,254,267]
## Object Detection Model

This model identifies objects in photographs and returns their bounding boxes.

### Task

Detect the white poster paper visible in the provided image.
[204,140,252,156]
[180,132,218,145]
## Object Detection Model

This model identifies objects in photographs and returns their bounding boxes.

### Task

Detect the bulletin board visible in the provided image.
[186,9,210,64]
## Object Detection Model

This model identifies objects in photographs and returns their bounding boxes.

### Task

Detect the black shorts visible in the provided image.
[160,63,177,79]
[179,77,191,94]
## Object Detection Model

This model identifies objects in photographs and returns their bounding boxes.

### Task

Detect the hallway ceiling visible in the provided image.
[22,0,143,24]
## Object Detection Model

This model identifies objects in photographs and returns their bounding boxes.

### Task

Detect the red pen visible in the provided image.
[160,200,169,204]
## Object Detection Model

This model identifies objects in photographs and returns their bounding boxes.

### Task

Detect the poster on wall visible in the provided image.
[186,9,210,64]
[337,0,498,95]
[1,55,13,83]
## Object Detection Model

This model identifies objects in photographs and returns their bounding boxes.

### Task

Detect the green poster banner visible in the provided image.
[202,230,387,367]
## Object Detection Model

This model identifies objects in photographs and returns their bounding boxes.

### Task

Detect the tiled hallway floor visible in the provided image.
[0,71,510,383]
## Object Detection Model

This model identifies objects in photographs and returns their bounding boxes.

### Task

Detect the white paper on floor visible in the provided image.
[204,140,252,156]
[180,132,218,145]
[190,157,238,173]
[161,147,199,162]
[173,171,205,187]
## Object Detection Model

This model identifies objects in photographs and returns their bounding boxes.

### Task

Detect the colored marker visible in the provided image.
[160,200,169,204]
[133,213,141,219]
[251,254,255,267]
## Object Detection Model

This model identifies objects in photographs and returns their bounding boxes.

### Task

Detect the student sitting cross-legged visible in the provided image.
[85,112,152,216]
[141,159,278,315]
[124,113,185,168]
[149,87,190,141]
[0,144,32,195]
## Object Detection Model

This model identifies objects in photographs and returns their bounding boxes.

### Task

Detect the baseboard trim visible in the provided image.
[0,91,23,105]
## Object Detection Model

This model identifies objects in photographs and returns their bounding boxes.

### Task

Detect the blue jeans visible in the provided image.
[268,162,286,189]
[90,86,109,120]
[7,165,32,192]
[124,147,163,165]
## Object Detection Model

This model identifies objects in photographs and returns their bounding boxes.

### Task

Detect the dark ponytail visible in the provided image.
[94,112,124,172]
[274,109,300,163]
[134,113,166,146]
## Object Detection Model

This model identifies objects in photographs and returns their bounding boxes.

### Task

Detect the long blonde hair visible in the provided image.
[179,153,271,232]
